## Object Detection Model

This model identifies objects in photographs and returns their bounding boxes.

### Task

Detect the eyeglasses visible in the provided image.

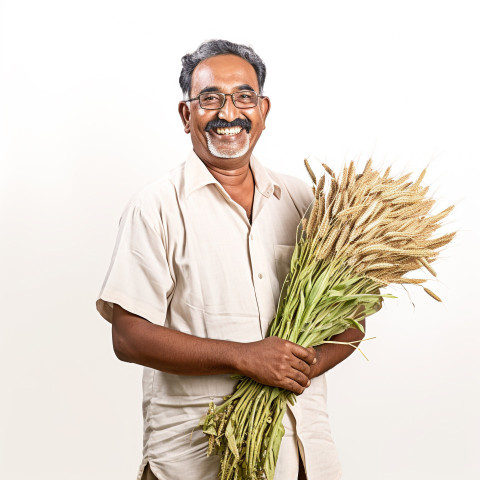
[184,90,263,110]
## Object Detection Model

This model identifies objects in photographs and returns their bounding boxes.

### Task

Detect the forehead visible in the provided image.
[190,54,259,95]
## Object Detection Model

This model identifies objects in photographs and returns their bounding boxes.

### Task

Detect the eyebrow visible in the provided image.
[236,84,255,92]
[198,84,256,95]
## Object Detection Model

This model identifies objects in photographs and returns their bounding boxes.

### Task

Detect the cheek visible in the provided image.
[191,110,214,131]
[247,108,265,129]
[196,110,209,120]
[250,116,265,134]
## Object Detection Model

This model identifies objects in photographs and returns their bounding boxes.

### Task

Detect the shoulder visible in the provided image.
[122,162,185,222]
[266,167,314,212]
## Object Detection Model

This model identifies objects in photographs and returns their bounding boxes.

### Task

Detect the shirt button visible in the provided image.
[258,273,263,279]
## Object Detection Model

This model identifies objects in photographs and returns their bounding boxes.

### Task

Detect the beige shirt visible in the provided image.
[96,151,342,480]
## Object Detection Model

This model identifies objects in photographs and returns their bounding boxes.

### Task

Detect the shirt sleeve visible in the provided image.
[96,200,175,326]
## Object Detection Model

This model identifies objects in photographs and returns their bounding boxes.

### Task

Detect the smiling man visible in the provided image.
[96,40,363,480]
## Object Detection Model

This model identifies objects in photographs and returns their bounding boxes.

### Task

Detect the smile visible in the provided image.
[214,126,243,136]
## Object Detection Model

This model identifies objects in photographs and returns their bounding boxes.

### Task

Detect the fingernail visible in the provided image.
[313,358,317,364]
[307,380,311,386]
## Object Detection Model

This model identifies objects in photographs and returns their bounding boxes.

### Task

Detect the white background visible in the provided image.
[1,0,479,478]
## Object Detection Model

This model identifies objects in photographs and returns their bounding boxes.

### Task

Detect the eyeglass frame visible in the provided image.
[183,90,266,110]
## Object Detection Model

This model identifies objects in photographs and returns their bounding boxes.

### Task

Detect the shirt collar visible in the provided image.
[185,150,281,200]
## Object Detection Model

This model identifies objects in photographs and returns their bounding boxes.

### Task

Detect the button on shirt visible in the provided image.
[96,151,342,480]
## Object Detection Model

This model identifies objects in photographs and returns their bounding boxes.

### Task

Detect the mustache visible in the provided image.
[205,118,251,134]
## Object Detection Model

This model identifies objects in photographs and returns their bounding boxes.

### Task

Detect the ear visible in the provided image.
[260,96,271,128]
[178,101,191,134]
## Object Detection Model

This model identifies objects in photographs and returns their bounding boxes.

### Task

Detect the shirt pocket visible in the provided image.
[274,244,295,287]
[203,310,263,343]
[153,369,237,398]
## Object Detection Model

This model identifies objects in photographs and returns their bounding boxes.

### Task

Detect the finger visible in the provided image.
[284,378,306,396]
[307,347,317,364]
[290,343,316,364]
[287,369,311,389]
[292,357,311,376]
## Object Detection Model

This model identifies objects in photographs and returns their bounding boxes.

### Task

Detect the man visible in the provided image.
[96,39,365,480]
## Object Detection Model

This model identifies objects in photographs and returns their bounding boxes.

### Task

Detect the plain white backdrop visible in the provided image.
[1,0,479,478]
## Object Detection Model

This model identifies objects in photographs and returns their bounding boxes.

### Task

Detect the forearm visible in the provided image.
[112,304,317,395]
[309,319,366,378]
[112,304,244,376]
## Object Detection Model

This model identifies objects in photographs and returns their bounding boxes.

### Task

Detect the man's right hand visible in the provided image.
[236,337,317,395]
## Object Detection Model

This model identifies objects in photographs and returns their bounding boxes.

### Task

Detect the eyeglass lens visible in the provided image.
[199,91,258,109]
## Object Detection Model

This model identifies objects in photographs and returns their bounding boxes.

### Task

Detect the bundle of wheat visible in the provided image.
[201,159,455,480]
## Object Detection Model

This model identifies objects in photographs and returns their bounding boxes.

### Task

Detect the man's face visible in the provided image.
[179,54,270,168]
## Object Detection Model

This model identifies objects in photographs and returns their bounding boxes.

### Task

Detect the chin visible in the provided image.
[206,132,250,159]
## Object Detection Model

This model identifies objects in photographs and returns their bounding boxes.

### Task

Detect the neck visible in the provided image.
[201,157,255,222]
[202,158,253,191]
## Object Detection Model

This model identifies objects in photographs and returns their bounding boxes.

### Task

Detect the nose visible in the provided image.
[218,94,240,122]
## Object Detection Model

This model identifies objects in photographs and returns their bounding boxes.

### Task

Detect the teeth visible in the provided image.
[215,126,242,135]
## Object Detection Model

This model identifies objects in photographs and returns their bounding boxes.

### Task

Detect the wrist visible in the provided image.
[228,341,249,376]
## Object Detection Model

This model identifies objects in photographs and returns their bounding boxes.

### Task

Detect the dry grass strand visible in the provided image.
[423,287,442,302]
[304,158,317,185]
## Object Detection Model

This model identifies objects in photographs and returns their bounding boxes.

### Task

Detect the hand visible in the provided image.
[237,336,317,395]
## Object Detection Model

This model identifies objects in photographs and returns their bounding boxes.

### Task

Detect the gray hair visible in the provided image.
[179,39,267,97]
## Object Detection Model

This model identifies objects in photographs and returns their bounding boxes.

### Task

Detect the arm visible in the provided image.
[112,304,317,395]
[309,319,366,378]
[309,292,384,378]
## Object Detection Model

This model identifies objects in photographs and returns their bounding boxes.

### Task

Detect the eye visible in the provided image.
[234,91,257,107]
[200,93,222,103]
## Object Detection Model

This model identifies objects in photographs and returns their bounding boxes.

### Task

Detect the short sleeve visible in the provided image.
[96,200,175,326]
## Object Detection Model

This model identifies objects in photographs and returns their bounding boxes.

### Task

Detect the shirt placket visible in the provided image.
[213,183,278,338]
[248,228,276,337]
[249,187,278,337]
